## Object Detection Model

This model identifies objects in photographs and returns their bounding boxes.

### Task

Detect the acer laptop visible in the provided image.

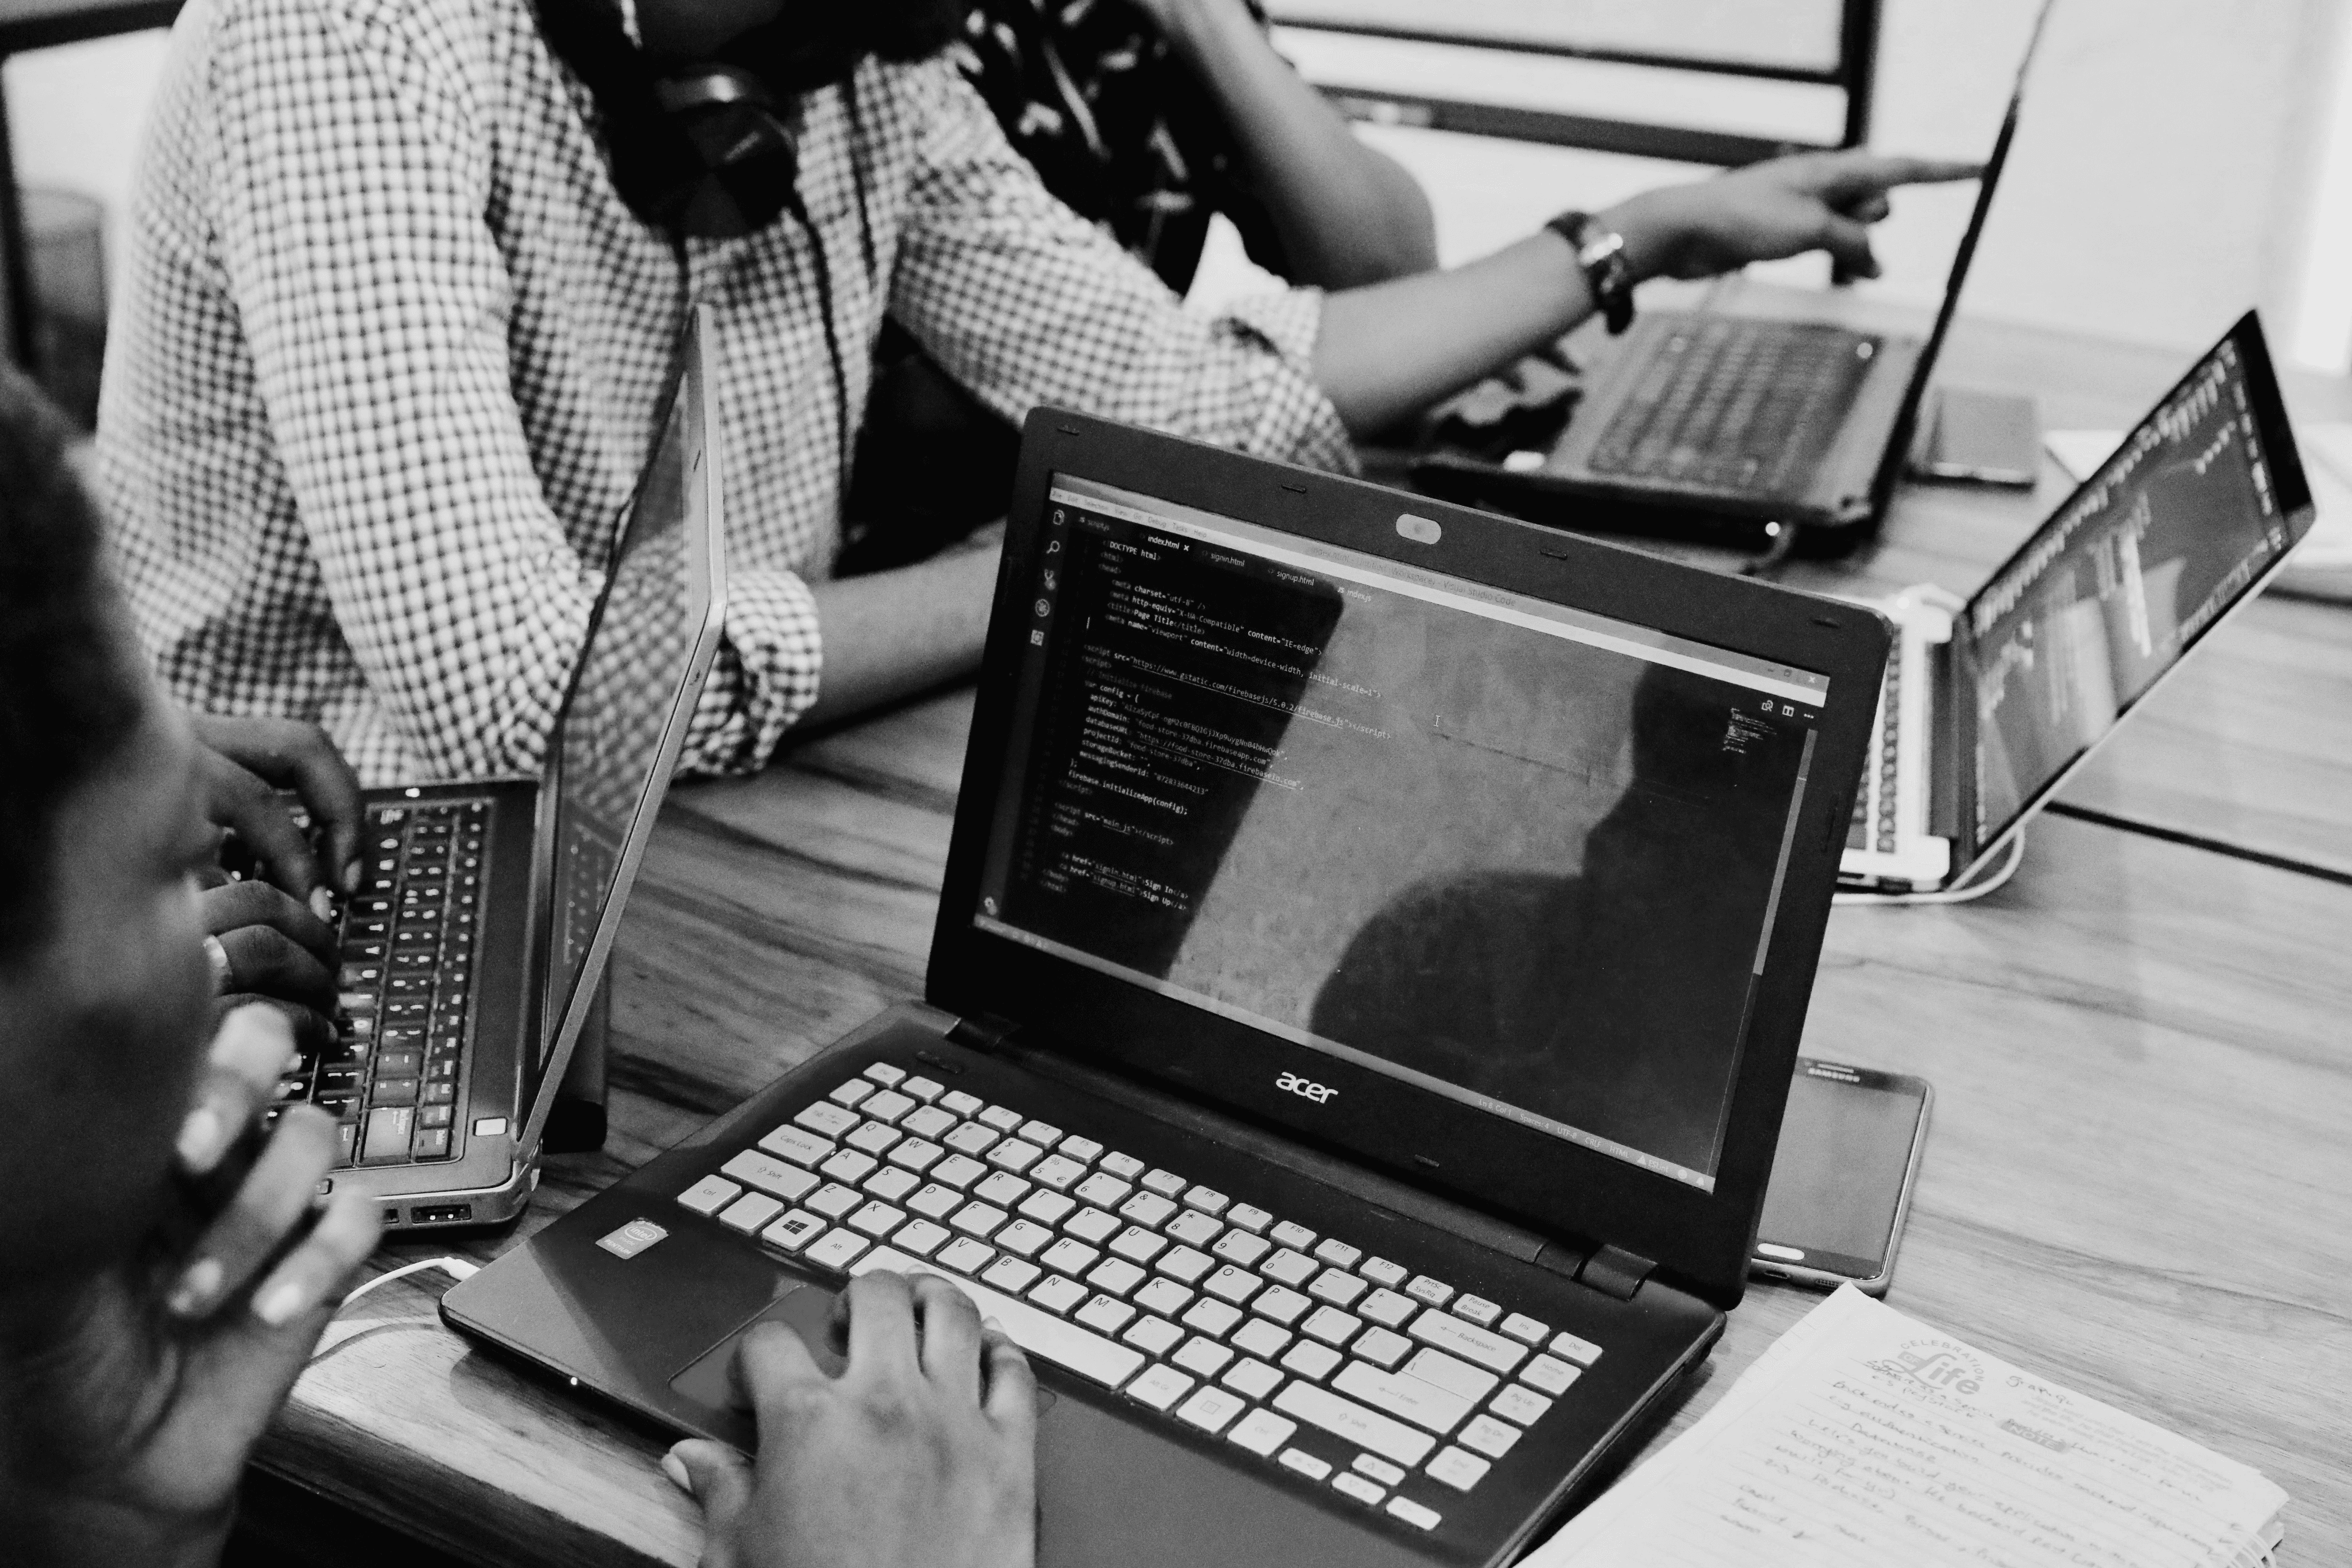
[446,408,1887,1565]
[1842,311,2315,889]
[285,308,728,1230]
[1415,4,2052,553]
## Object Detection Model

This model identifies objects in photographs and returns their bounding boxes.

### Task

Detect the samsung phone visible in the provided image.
[1751,1058,1932,1295]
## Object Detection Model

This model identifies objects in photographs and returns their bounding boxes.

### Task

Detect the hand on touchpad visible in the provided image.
[671,1285,839,1415]
[668,1281,1055,1432]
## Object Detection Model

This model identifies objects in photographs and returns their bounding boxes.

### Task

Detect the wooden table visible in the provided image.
[258,315,2352,1565]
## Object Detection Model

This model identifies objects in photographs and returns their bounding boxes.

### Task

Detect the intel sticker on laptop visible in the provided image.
[597,1218,668,1260]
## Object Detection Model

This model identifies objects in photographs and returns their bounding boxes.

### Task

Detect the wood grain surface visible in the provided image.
[258,669,2352,1565]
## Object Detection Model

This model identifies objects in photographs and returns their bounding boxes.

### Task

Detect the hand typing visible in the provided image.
[191,713,364,915]
[667,1271,1039,1568]
[188,714,361,1052]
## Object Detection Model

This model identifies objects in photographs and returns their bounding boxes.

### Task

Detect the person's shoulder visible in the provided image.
[196,0,519,124]
[861,48,1013,158]
[201,0,513,80]
[866,49,981,113]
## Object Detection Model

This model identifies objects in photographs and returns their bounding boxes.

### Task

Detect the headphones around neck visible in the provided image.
[533,0,810,241]
[651,63,803,239]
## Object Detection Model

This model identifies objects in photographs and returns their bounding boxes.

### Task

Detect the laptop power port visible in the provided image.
[412,1203,475,1226]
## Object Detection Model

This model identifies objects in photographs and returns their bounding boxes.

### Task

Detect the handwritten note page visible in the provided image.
[1527,1287,2285,1568]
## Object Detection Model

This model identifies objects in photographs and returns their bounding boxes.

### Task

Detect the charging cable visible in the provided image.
[332,1256,480,1313]
[1834,830,2025,907]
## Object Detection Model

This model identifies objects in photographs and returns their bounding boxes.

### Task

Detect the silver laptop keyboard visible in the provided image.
[673,1062,1601,1537]
[1848,653,1902,853]
[281,799,492,1167]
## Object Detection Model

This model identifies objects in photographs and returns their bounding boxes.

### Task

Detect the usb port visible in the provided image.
[411,1203,474,1226]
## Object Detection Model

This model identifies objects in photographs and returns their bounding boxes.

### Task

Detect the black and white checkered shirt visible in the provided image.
[98,0,1353,786]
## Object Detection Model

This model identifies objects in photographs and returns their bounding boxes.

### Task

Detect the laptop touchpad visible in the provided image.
[669,1283,1057,1424]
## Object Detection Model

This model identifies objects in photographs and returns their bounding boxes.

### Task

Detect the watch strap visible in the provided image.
[1547,210,1635,336]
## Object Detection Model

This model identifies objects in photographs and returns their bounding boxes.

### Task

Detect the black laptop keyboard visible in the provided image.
[672,1062,1601,1538]
[272,799,492,1168]
[1588,318,1881,497]
[1848,655,1902,853]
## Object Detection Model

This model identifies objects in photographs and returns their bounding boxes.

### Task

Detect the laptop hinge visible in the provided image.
[1577,1244,1657,1302]
[947,1012,1020,1055]
[1531,1240,1589,1283]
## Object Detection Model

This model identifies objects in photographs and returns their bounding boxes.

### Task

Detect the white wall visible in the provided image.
[3,29,172,303]
[1870,0,2346,358]
[1224,1,2352,369]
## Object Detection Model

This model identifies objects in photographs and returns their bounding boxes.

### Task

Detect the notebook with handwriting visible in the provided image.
[1527,1286,2285,1568]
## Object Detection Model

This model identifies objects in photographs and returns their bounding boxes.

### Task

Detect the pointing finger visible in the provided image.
[1809,153,1982,203]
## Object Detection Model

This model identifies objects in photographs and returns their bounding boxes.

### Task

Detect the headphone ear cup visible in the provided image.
[658,67,802,238]
[675,100,799,181]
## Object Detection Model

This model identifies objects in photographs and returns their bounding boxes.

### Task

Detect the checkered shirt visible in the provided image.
[97,0,1355,787]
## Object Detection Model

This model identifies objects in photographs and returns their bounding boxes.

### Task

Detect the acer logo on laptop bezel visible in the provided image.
[1275,1071,1336,1104]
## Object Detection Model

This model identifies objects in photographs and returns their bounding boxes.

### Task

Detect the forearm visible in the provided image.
[1156,0,1436,287]
[801,533,1004,730]
[1313,227,1591,436]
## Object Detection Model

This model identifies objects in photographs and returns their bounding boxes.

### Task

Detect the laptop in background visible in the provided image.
[444,409,1888,1566]
[1415,2,2053,553]
[280,308,729,1230]
[1842,311,2315,889]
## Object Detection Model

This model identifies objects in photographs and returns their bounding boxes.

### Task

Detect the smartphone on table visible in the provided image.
[1751,1058,1932,1295]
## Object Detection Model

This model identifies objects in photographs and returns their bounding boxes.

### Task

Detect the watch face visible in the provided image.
[1577,230,1624,269]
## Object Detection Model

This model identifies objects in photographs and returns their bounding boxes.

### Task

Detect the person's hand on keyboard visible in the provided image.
[1603,150,1983,284]
[0,1004,384,1566]
[197,873,339,1050]
[190,711,365,916]
[665,1271,1039,1568]
[189,714,361,1050]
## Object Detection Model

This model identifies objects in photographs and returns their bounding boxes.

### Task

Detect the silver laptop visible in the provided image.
[1842,312,2315,889]
[295,308,728,1229]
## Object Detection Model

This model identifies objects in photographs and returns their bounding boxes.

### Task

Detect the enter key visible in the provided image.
[1333,1355,1482,1436]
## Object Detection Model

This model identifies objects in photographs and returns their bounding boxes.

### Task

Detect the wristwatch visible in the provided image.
[1548,210,1635,336]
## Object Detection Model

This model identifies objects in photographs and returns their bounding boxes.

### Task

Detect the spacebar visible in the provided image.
[849,1246,1145,1390]
[1274,1381,1438,1468]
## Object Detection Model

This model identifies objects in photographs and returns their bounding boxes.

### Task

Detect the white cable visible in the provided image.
[1834,830,2026,907]
[333,1256,480,1313]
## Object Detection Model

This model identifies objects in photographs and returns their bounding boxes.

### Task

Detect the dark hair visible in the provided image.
[0,369,145,961]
